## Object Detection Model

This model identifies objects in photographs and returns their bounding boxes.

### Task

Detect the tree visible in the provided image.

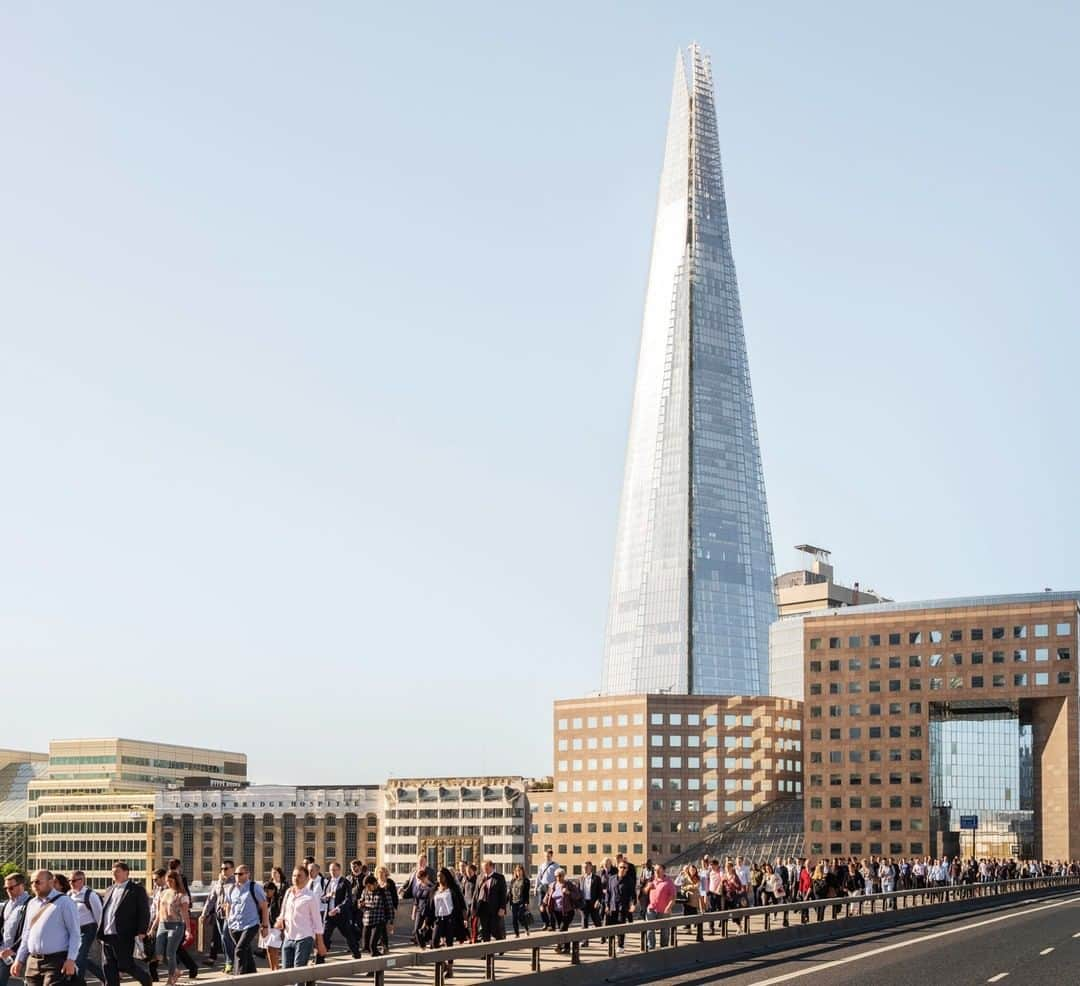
[0,862,20,878]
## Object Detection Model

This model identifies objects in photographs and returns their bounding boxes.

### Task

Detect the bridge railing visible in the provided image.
[226,875,1080,985]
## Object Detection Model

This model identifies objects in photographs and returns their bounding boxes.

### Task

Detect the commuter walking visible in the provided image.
[475,861,507,943]
[358,875,393,958]
[604,859,635,951]
[278,866,326,975]
[430,869,467,978]
[642,864,676,950]
[508,865,531,938]
[202,862,235,972]
[543,871,577,952]
[372,868,397,955]
[578,862,603,941]
[536,851,558,930]
[321,863,360,959]
[460,864,479,943]
[12,870,80,986]
[261,883,282,971]
[409,869,435,948]
[153,872,190,986]
[224,866,268,975]
[98,861,152,986]
[69,870,105,984]
[0,871,30,986]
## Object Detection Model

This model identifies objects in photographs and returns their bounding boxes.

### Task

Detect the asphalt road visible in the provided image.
[637,889,1080,985]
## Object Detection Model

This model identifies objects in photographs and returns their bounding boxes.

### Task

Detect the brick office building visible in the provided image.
[547,694,803,874]
[801,592,1080,861]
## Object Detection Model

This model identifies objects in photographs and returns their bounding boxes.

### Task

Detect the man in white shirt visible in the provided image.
[12,870,80,986]
[69,871,104,983]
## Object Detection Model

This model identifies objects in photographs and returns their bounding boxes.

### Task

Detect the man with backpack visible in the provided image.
[0,873,30,986]
[68,871,104,984]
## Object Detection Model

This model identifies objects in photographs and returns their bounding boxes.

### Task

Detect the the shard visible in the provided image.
[601,44,777,696]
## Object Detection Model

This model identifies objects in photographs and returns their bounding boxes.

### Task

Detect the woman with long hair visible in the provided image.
[155,871,191,986]
[508,864,531,937]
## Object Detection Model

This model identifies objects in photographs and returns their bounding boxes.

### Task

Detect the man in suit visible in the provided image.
[321,863,360,959]
[475,860,506,943]
[98,861,151,986]
[577,861,604,942]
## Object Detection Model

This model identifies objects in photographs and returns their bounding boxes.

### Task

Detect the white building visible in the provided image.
[382,777,530,879]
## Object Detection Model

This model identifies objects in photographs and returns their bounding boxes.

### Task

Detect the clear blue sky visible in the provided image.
[2,2,1077,783]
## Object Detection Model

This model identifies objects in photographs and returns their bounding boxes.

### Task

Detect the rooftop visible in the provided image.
[802,590,1080,620]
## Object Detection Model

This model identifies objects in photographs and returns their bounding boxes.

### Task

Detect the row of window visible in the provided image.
[810,795,923,810]
[558,714,802,731]
[811,671,1071,706]
[810,749,922,764]
[808,772,924,787]
[810,624,1072,650]
[810,726,919,741]
[812,649,1072,673]
[809,842,925,857]
[810,818,923,833]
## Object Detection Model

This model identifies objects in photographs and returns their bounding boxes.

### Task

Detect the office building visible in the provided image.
[28,738,247,885]
[548,694,802,873]
[770,546,889,699]
[0,750,48,870]
[155,785,380,885]
[382,776,533,879]
[801,592,1080,860]
[601,43,777,697]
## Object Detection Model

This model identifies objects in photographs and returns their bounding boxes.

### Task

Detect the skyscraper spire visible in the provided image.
[601,44,776,696]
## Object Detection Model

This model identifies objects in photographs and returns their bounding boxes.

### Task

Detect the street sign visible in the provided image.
[959,815,979,830]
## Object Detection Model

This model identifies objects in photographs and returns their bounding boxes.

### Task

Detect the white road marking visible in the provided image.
[1040,947,1054,955]
[748,895,1080,985]
[987,975,1008,983]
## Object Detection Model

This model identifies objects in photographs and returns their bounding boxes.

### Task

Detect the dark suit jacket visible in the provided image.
[579,873,603,909]
[477,871,507,913]
[98,881,151,941]
[326,877,353,915]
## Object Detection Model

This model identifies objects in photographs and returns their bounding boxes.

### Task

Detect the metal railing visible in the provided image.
[220,876,1080,985]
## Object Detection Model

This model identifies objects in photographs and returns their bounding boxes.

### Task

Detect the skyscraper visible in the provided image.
[601,44,777,696]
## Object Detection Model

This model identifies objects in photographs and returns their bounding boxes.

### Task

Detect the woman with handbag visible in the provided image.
[260,883,283,970]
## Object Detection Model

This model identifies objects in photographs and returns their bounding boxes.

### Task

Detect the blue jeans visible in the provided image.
[156,921,184,977]
[282,937,314,976]
[645,908,669,949]
[77,923,106,981]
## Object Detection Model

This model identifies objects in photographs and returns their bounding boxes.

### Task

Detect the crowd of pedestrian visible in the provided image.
[0,850,1075,986]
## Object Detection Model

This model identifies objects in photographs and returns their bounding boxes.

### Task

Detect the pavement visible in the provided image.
[635,889,1080,985]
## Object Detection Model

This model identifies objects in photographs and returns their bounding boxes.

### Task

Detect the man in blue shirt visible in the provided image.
[225,865,268,975]
[0,872,30,986]
[12,870,80,986]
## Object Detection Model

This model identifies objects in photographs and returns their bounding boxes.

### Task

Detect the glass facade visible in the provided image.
[930,705,1034,856]
[602,45,776,696]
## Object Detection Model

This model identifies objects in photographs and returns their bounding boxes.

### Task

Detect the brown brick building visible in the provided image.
[547,694,803,875]
[801,593,1080,861]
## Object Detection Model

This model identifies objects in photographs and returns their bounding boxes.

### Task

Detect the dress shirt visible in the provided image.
[581,876,592,901]
[2,892,30,949]
[308,876,326,914]
[226,881,265,932]
[538,862,558,887]
[325,878,339,910]
[280,887,322,941]
[708,869,723,895]
[101,881,129,936]
[16,892,81,963]
[69,887,103,928]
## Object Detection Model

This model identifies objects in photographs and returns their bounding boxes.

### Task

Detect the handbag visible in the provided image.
[258,927,283,949]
